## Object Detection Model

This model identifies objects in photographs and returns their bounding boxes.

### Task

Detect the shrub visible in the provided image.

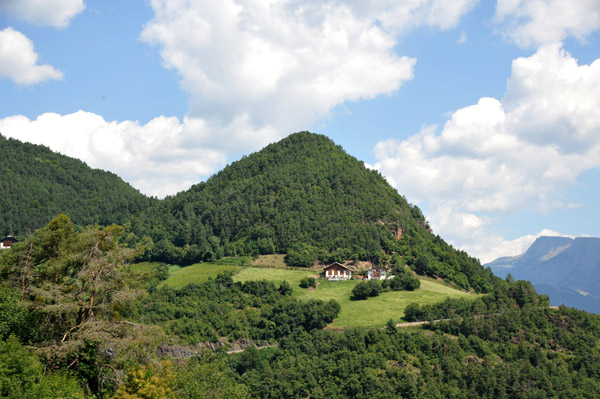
[351,280,382,300]
[351,281,372,300]
[399,272,421,291]
[390,271,421,291]
[279,280,292,296]
[299,277,317,289]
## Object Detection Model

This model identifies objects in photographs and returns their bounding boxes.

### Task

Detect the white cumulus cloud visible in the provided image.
[0,0,479,198]
[0,27,64,85]
[0,111,278,197]
[0,0,85,29]
[140,0,476,147]
[373,44,600,262]
[495,0,600,47]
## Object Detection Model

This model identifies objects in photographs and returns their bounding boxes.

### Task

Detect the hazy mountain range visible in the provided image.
[486,236,600,314]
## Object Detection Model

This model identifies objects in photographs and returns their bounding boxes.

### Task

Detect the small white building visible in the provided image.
[324,262,353,281]
[367,267,387,280]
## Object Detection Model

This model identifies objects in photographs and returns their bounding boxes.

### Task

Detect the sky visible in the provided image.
[1,0,599,263]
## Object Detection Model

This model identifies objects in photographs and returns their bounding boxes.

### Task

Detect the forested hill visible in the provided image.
[0,134,155,236]
[1,132,493,292]
[135,132,493,292]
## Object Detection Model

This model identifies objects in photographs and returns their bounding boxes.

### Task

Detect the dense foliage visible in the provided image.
[1,217,600,398]
[131,132,495,292]
[133,132,418,263]
[2,132,497,292]
[132,273,340,345]
[0,215,163,396]
[0,134,154,237]
[351,272,421,300]
[231,304,600,399]
[3,134,600,398]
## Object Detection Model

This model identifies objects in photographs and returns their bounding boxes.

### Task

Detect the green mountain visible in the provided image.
[1,131,494,291]
[136,132,493,292]
[2,133,600,398]
[0,134,155,236]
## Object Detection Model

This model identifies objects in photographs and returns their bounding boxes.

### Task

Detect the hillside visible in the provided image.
[486,236,600,313]
[2,215,600,398]
[135,132,493,292]
[1,132,493,292]
[0,134,155,236]
[1,134,600,397]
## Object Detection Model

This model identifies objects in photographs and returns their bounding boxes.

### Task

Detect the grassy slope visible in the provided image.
[160,264,477,327]
[234,267,476,328]
[158,257,253,288]
[296,279,475,328]
[160,263,243,289]
[233,267,317,286]
[251,254,288,268]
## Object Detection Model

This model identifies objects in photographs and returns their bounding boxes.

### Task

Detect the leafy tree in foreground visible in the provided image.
[0,335,85,399]
[0,215,164,396]
[113,362,175,399]
[173,356,249,399]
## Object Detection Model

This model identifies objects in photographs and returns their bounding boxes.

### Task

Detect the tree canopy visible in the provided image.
[0,134,154,237]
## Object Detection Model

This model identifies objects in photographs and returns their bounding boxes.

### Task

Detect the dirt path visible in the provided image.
[395,320,432,327]
[226,344,278,354]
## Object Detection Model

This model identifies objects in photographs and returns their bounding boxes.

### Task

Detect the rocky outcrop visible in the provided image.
[156,344,195,359]
[155,338,269,359]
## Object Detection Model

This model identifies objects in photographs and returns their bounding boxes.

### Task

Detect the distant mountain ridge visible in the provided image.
[486,236,600,313]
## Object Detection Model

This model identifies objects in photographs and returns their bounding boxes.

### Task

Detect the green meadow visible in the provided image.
[233,267,476,328]
[160,262,243,289]
[162,264,478,327]
[295,279,475,328]
[233,267,317,286]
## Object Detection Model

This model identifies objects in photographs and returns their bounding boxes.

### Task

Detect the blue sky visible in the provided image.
[1,0,599,262]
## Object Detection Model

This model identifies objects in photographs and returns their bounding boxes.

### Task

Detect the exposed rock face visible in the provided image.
[156,344,195,359]
[156,338,265,358]
[227,338,255,353]
[396,227,403,240]
[196,337,229,352]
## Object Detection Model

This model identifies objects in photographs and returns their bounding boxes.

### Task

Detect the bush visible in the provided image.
[403,303,422,322]
[299,277,317,289]
[351,280,382,300]
[399,272,421,291]
[351,282,371,300]
[390,272,421,291]
[367,280,383,297]
[279,280,292,296]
